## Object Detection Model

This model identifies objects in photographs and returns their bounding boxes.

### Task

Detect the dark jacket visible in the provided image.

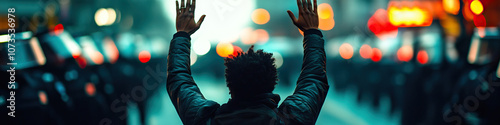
[166,29,329,125]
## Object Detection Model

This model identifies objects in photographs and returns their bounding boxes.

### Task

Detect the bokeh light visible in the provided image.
[339,43,354,59]
[251,8,270,25]
[318,3,334,19]
[368,9,398,40]
[397,46,413,62]
[193,38,211,55]
[138,50,151,63]
[470,0,484,15]
[95,8,117,26]
[85,83,96,96]
[417,50,429,64]
[371,48,383,62]
[103,37,120,64]
[29,38,46,66]
[272,52,283,68]
[388,7,432,27]
[190,51,197,66]
[319,18,335,31]
[241,28,258,45]
[359,44,373,59]
[38,91,48,105]
[216,42,234,58]
[443,0,460,15]
[254,29,269,44]
[473,15,486,27]
[95,8,108,26]
[232,45,243,57]
[53,24,64,36]
[106,8,117,25]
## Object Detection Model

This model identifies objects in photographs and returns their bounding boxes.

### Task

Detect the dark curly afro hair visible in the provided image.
[224,45,278,98]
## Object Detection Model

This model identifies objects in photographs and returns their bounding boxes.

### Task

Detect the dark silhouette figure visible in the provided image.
[166,0,328,124]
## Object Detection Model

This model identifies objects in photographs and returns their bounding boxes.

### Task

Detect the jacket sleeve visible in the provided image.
[278,29,329,124]
[166,32,220,125]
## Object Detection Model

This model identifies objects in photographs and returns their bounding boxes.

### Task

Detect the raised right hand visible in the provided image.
[287,0,319,31]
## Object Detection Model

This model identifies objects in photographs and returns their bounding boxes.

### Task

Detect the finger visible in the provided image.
[176,0,180,16]
[304,0,310,12]
[301,0,308,13]
[186,0,191,12]
[196,15,206,26]
[192,0,196,12]
[297,0,302,13]
[181,0,185,12]
[287,10,297,23]
[307,0,313,12]
[313,0,318,13]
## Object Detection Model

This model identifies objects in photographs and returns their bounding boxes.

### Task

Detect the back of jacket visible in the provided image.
[166,29,328,125]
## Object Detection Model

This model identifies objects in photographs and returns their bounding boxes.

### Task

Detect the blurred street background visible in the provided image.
[1,0,500,125]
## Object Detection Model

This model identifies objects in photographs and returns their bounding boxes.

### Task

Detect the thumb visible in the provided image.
[287,10,297,24]
[196,15,206,26]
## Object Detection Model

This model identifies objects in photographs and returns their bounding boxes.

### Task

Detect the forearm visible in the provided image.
[294,29,329,122]
[167,31,195,100]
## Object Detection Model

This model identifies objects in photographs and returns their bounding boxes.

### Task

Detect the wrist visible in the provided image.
[304,29,323,37]
[173,31,191,40]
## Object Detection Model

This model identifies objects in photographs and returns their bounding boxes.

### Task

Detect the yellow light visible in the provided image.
[95,8,109,26]
[95,8,117,26]
[443,0,460,15]
[339,43,353,59]
[251,9,270,25]
[106,8,117,25]
[470,0,484,15]
[318,3,333,19]
[388,7,432,27]
[216,42,234,57]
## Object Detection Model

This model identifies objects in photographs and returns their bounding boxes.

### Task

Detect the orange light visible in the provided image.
[462,1,475,21]
[473,15,486,27]
[216,42,234,57]
[251,9,270,25]
[470,0,483,15]
[103,37,120,64]
[371,48,383,62]
[319,18,335,31]
[443,0,460,15]
[138,50,151,63]
[417,50,429,64]
[359,44,373,59]
[388,7,432,27]
[29,38,46,65]
[91,51,104,65]
[339,43,353,59]
[317,3,335,31]
[368,9,398,40]
[254,29,269,44]
[397,46,413,62]
[298,28,304,36]
[85,83,96,96]
[318,3,334,19]
[38,91,48,105]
